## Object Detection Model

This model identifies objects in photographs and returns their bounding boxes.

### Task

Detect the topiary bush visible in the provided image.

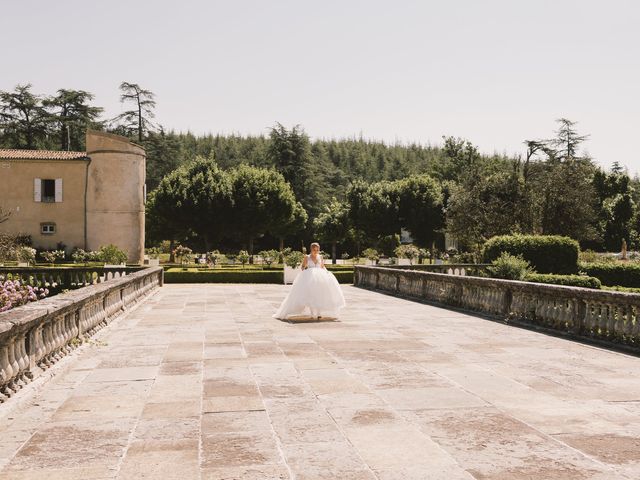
[487,253,534,280]
[98,244,128,265]
[483,234,579,274]
[580,262,640,288]
[525,273,601,289]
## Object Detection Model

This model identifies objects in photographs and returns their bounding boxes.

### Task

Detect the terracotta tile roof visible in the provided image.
[0,149,88,160]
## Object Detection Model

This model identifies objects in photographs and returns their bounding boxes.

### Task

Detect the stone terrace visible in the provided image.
[1,284,640,479]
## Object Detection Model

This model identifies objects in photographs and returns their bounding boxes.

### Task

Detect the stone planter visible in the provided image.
[147,258,160,266]
[17,262,29,267]
[284,266,301,284]
[397,258,411,266]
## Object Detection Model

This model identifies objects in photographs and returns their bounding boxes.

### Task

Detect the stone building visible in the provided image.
[0,130,146,263]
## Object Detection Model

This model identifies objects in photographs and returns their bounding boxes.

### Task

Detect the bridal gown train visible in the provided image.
[273,254,346,319]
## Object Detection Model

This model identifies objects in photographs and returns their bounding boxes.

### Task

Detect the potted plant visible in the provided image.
[395,244,420,266]
[146,247,161,266]
[172,245,193,268]
[283,250,304,284]
[362,248,379,266]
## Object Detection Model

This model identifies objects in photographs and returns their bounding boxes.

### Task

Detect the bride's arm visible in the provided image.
[321,255,326,269]
[301,255,308,270]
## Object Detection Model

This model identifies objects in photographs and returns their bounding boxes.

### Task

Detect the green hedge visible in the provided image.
[164,268,354,284]
[525,273,601,289]
[164,269,282,283]
[580,262,640,288]
[602,285,640,294]
[483,235,579,274]
[331,271,355,283]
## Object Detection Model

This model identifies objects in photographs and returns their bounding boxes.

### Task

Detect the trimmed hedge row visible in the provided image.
[525,273,601,289]
[483,235,579,274]
[580,263,640,288]
[164,269,282,283]
[164,268,354,284]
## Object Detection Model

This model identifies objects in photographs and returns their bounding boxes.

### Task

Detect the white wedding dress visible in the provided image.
[273,254,346,319]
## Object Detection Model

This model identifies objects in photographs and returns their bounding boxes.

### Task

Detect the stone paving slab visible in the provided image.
[1,284,640,479]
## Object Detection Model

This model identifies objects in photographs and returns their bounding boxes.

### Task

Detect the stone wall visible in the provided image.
[0,266,163,402]
[355,266,640,350]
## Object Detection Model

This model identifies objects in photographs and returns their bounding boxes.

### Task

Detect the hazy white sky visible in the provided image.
[3,1,639,171]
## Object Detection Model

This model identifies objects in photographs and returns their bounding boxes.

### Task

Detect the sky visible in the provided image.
[3,0,639,172]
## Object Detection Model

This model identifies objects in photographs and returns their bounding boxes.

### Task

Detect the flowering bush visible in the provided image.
[0,278,48,312]
[394,244,420,264]
[16,246,36,265]
[173,245,193,265]
[40,250,65,264]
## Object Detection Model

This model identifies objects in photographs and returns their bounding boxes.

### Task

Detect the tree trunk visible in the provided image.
[279,237,284,252]
[249,237,254,264]
[169,240,176,263]
[138,99,143,142]
[332,241,337,264]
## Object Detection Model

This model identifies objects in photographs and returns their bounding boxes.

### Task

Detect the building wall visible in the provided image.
[0,160,87,251]
[85,131,146,264]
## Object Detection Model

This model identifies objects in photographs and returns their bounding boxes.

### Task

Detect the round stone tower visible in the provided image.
[85,130,146,264]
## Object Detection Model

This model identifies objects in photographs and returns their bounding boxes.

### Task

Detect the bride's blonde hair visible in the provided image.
[310,242,320,250]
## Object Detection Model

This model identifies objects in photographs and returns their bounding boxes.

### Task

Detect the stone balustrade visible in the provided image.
[0,266,163,402]
[355,266,640,350]
[0,266,145,292]
[385,263,490,277]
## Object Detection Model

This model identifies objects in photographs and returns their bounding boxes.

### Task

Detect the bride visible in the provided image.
[273,242,346,320]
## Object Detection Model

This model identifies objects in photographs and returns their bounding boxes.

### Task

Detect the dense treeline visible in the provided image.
[2,83,640,256]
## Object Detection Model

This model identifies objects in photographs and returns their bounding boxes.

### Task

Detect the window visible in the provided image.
[34,178,62,203]
[41,223,56,235]
[42,179,55,202]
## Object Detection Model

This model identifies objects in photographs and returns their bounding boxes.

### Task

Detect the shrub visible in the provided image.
[146,247,162,259]
[395,244,420,264]
[40,250,65,264]
[258,249,278,267]
[284,250,304,268]
[341,252,350,260]
[172,245,192,265]
[525,273,601,289]
[362,248,380,263]
[581,262,640,288]
[483,234,579,274]
[206,250,226,266]
[487,253,534,280]
[237,250,250,268]
[71,248,88,264]
[0,233,32,261]
[98,244,128,265]
[0,277,48,312]
[16,246,36,265]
